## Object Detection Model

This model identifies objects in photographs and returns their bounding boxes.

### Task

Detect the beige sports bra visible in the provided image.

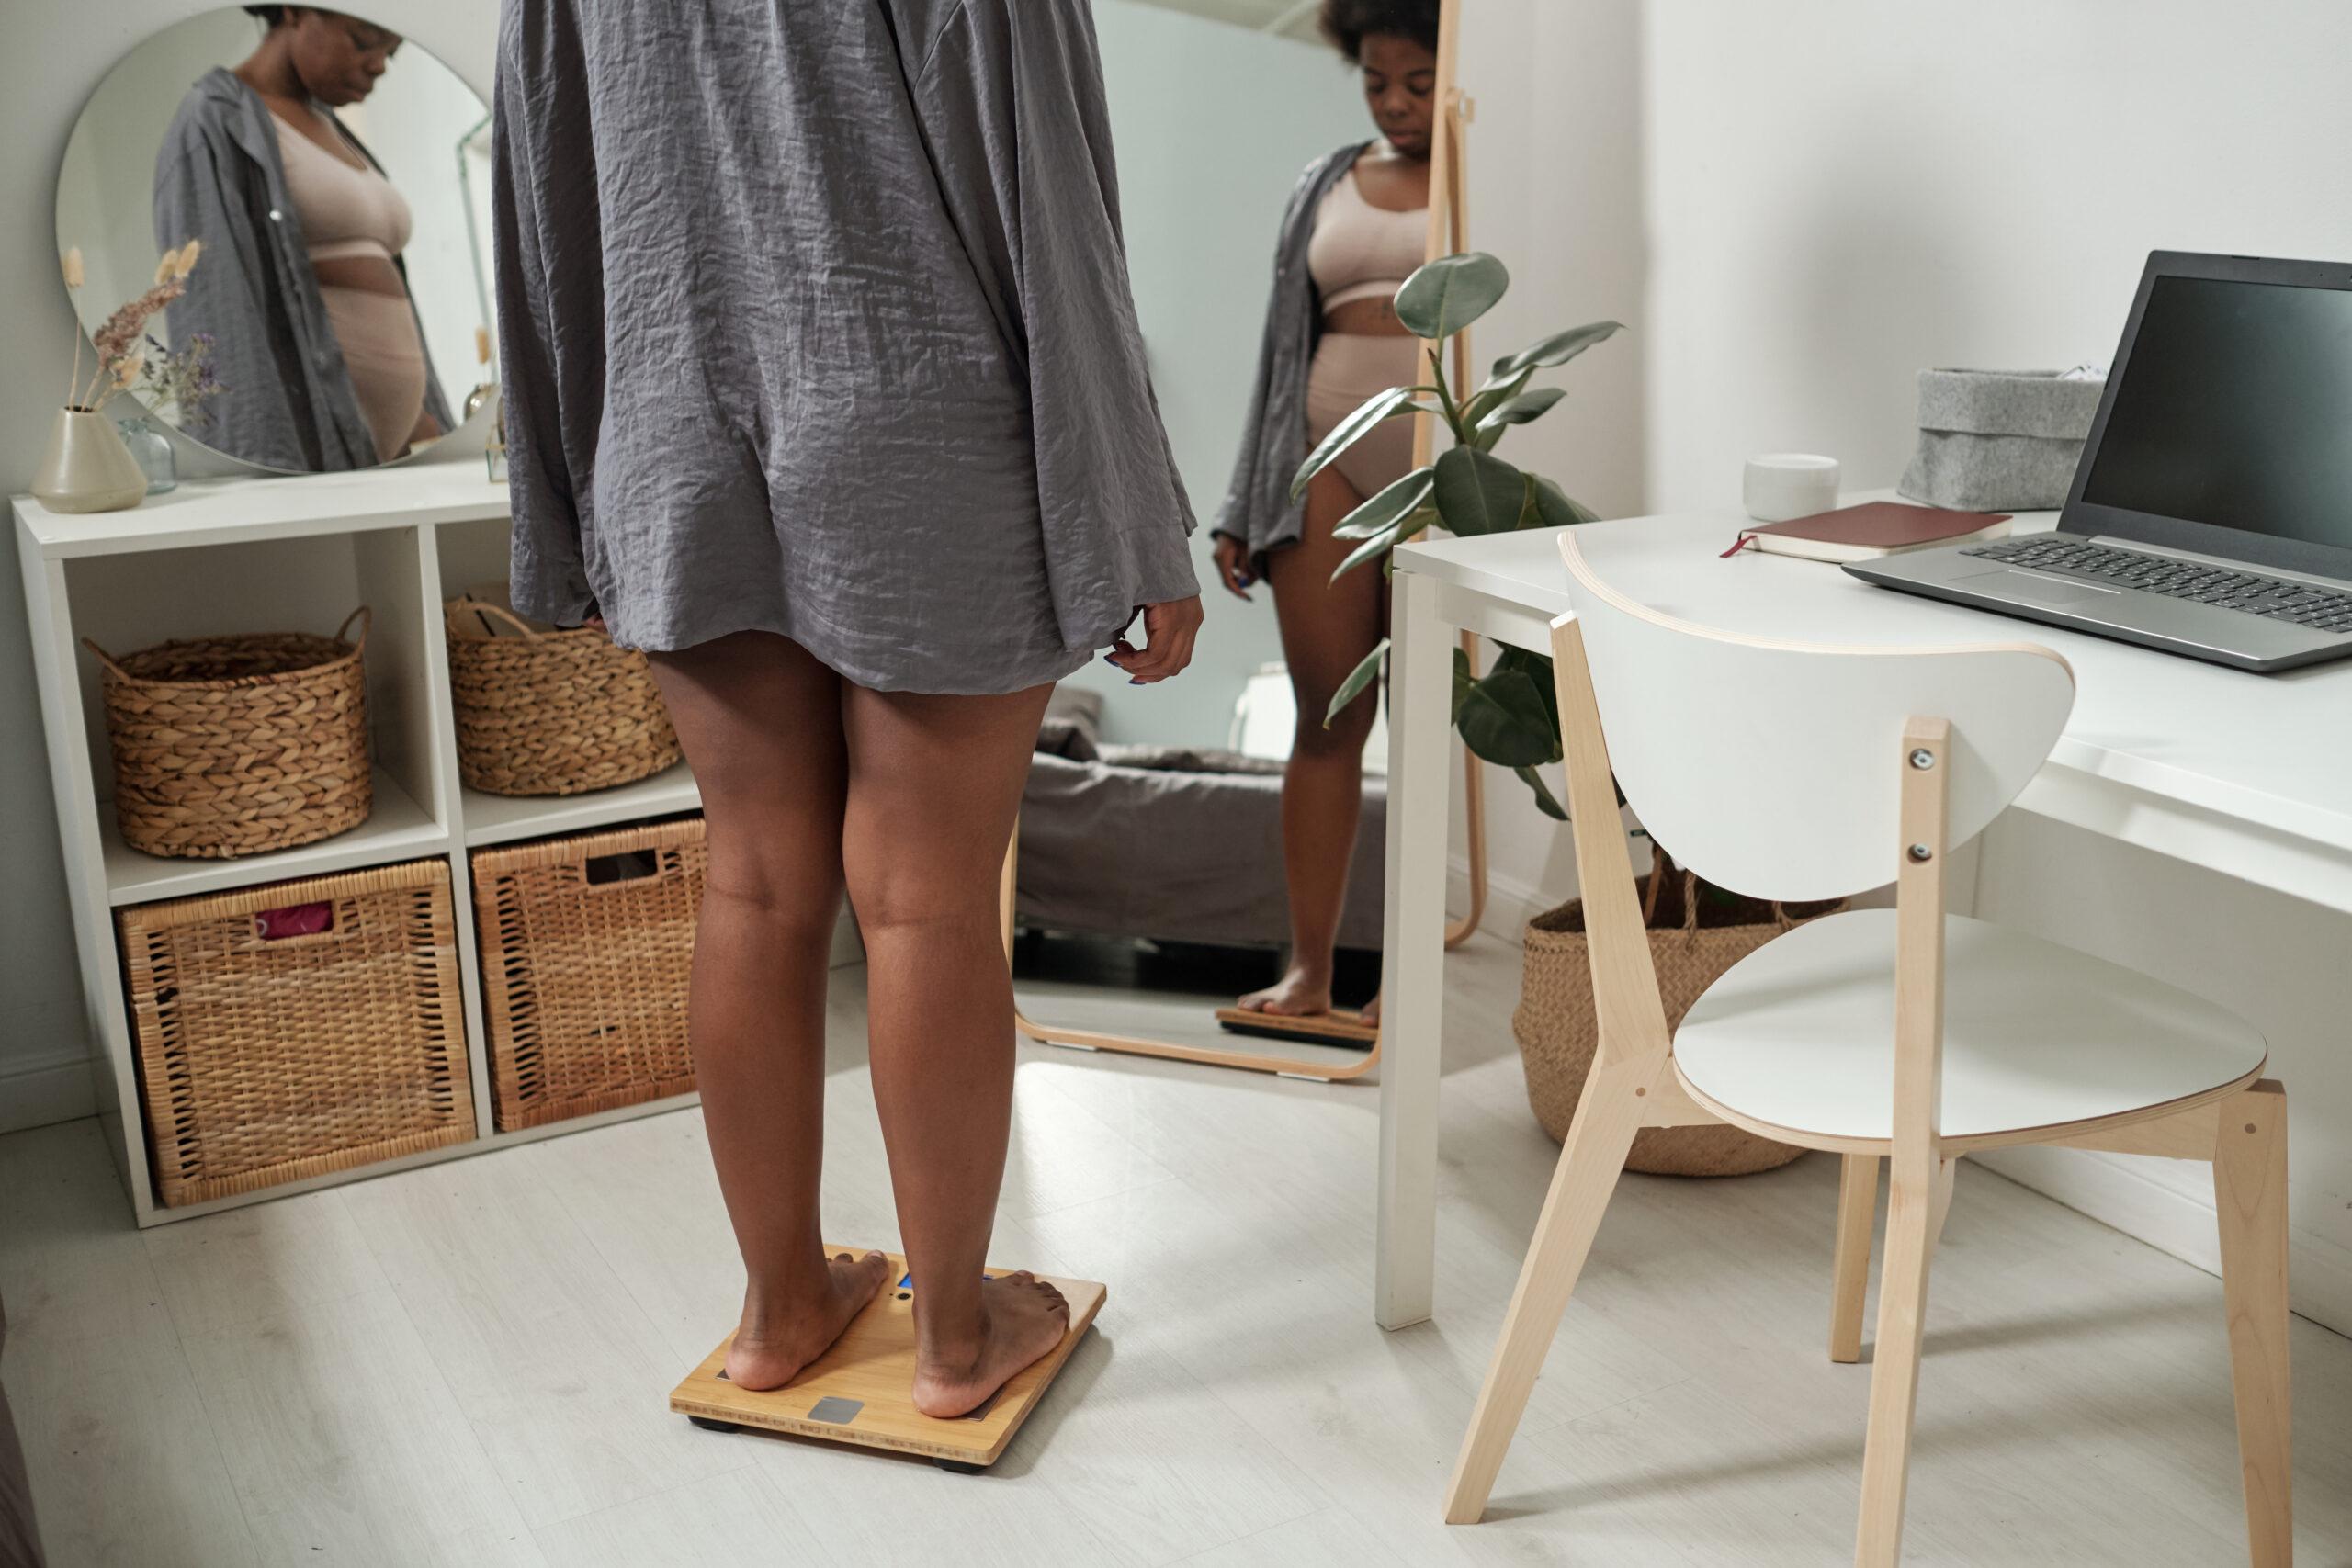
[1306,162,1429,313]
[271,109,412,265]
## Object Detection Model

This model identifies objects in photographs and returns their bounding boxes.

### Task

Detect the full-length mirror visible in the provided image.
[56,6,492,473]
[1010,0,1453,1078]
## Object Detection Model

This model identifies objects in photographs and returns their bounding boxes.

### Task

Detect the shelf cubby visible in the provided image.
[16,462,727,1226]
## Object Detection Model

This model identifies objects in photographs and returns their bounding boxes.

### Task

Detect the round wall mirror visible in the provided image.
[56,6,493,474]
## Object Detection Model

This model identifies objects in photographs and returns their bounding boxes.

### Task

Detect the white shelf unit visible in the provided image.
[16,462,710,1226]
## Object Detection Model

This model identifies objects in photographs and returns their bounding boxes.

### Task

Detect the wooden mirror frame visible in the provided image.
[1001,0,1484,1083]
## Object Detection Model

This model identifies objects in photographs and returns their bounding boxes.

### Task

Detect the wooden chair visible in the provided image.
[1442,533,2292,1566]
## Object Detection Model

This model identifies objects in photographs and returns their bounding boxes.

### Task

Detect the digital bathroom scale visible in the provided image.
[669,1247,1106,1472]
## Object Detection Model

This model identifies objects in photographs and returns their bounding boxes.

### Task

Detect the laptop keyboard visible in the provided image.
[1959,536,2352,631]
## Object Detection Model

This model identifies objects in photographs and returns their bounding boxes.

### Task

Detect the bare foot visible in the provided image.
[725,1249,892,1391]
[1237,964,1334,1018]
[1360,993,1381,1030]
[911,1272,1071,1418]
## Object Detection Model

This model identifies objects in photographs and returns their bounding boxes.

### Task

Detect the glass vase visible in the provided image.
[117,416,177,495]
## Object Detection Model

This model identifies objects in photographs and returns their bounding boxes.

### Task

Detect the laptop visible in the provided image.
[1847,251,2352,672]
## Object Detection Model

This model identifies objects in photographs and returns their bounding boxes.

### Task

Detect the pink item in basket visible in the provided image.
[254,901,334,940]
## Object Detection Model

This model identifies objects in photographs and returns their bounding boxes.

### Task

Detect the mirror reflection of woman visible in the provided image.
[1213,0,1438,1027]
[154,6,452,470]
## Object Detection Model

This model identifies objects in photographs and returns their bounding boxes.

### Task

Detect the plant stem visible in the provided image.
[1427,344,1466,442]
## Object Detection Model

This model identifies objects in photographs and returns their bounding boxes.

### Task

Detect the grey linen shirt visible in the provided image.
[492,0,1199,693]
[1211,141,1367,564]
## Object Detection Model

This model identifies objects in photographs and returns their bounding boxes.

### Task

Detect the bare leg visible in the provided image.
[840,679,1070,1418]
[1238,462,1388,1018]
[648,630,890,1390]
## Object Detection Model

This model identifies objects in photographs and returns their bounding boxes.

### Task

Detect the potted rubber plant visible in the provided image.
[1306,252,1831,1173]
[1303,249,1616,819]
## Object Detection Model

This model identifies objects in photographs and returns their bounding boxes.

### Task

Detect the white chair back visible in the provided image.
[1558,534,2075,903]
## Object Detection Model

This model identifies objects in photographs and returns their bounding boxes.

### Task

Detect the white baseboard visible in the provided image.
[1450,852,1561,942]
[1970,1145,2352,1337]
[0,1044,96,1135]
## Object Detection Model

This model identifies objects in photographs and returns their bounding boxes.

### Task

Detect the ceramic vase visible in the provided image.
[33,407,149,514]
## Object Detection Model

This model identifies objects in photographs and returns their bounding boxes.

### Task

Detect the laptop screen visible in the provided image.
[2080,274,2352,553]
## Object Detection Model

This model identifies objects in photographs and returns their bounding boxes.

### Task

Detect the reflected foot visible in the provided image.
[1237,965,1335,1018]
[725,1249,892,1392]
[911,1272,1071,1418]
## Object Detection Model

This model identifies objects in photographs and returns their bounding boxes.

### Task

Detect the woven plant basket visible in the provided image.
[446,594,680,796]
[85,607,372,860]
[472,817,706,1131]
[1513,855,1840,1176]
[118,859,475,1207]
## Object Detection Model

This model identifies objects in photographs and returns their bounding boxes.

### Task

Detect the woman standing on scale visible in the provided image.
[493,0,1202,1416]
[1215,0,1440,1029]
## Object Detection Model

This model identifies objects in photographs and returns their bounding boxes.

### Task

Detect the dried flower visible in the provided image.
[112,354,145,389]
[129,332,227,430]
[62,247,85,290]
[153,248,179,286]
[173,239,202,279]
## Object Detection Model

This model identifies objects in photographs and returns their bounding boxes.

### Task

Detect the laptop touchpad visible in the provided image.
[1953,569,2120,607]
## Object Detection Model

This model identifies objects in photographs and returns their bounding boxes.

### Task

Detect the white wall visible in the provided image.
[0,1,498,1132]
[1071,0,1367,746]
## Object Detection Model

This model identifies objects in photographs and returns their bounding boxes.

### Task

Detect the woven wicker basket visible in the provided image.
[472,817,706,1131]
[1513,862,1838,1176]
[118,859,475,1207]
[85,608,372,860]
[446,594,680,796]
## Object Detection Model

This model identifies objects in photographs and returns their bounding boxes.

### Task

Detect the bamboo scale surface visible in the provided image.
[1212,1006,1379,1046]
[669,1249,1105,1471]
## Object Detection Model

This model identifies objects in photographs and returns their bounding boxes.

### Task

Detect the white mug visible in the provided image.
[1743,453,1840,523]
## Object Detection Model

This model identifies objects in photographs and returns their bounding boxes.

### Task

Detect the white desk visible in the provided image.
[1374,502,2352,1328]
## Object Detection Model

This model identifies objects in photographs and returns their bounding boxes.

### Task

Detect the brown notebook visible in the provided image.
[1723,502,2012,563]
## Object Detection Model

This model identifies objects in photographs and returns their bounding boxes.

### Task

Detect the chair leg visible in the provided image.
[1830,1154,1879,1364]
[1442,1059,1654,1524]
[1853,1156,1941,1567]
[2213,1081,2291,1567]
[1928,1156,1957,1259]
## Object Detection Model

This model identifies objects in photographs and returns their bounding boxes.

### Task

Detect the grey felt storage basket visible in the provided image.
[1897,368,2104,512]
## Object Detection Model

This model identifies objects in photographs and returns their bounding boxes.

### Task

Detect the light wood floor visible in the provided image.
[5,942,2348,1567]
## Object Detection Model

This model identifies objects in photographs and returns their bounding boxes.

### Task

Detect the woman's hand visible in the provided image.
[1105,595,1203,684]
[1211,535,1256,601]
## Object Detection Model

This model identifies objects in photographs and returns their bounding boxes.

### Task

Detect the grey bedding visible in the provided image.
[1017,690,1385,951]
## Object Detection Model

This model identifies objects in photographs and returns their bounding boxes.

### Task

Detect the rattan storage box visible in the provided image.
[471,818,707,1131]
[118,860,476,1208]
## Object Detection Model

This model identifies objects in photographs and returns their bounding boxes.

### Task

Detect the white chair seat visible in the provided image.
[1673,910,2265,1145]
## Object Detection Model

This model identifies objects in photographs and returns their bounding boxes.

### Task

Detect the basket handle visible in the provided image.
[334,605,372,656]
[448,596,563,642]
[1669,863,1798,937]
[78,636,132,681]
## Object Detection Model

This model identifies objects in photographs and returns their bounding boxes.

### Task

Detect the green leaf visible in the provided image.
[1394,252,1510,342]
[1450,645,1476,723]
[1290,386,1431,501]
[1514,764,1569,820]
[1492,646,1560,736]
[1459,367,1532,430]
[1456,665,1558,768]
[1433,446,1526,537]
[1492,320,1623,379]
[1476,386,1567,435]
[1323,637,1389,726]
[1531,476,1600,527]
[1329,521,1404,582]
[1331,468,1434,540]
